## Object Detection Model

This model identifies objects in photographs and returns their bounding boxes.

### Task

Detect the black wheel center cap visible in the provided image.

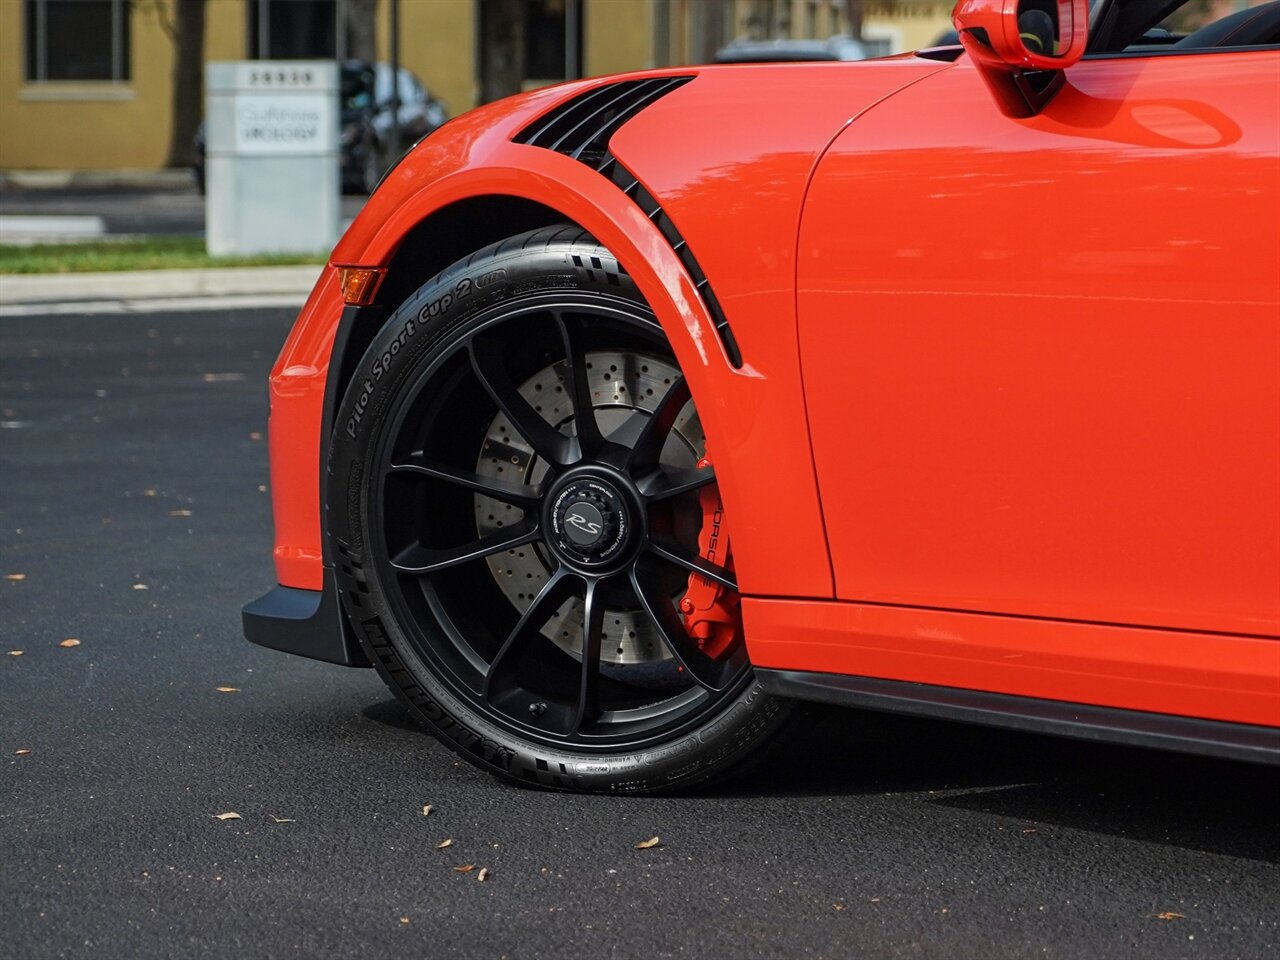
[563,501,605,546]
[548,477,631,567]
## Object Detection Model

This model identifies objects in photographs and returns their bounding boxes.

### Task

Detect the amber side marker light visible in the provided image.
[336,266,386,306]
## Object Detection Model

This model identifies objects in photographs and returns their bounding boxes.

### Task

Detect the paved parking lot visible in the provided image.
[2,307,1277,959]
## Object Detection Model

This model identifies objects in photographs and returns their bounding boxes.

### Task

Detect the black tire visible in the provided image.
[329,225,790,793]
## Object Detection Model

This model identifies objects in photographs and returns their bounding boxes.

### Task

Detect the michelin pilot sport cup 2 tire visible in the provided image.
[327,225,790,793]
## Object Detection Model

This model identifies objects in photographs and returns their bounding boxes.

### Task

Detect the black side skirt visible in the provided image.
[242,570,369,667]
[756,669,1280,766]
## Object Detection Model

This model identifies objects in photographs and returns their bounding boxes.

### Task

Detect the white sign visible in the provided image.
[233,63,329,89]
[233,94,333,155]
[205,61,339,255]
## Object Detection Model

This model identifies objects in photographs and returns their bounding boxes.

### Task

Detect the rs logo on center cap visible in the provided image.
[566,512,602,536]
[550,481,626,561]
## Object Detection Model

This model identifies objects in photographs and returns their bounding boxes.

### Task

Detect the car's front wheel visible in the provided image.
[329,226,789,792]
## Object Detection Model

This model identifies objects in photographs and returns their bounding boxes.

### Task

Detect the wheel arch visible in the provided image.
[323,163,806,599]
[274,152,832,597]
[329,195,569,425]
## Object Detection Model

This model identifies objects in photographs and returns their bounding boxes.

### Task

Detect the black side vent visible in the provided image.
[514,77,742,368]
[600,153,743,369]
[513,76,693,171]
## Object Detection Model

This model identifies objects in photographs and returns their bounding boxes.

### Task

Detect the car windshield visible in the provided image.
[1156,0,1272,34]
[1090,0,1278,50]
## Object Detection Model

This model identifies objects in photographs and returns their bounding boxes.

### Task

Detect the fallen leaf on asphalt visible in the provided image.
[202,373,246,383]
[133,583,149,591]
[1154,912,1184,921]
[477,868,489,882]
[833,903,845,912]
[421,805,433,817]
[212,812,242,821]
[8,650,22,656]
[14,749,31,755]
[634,836,661,849]
[436,839,454,849]
[453,864,475,873]
[215,686,239,693]
[168,509,193,517]
[5,573,26,581]
[59,638,81,648]
[269,816,295,823]
[399,917,410,925]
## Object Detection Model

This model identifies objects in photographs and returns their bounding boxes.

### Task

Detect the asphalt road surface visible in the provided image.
[2,307,1278,960]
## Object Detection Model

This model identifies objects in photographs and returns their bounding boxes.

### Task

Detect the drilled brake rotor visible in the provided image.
[475,351,703,666]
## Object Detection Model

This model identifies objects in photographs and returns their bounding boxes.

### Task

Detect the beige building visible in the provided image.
[0,0,952,172]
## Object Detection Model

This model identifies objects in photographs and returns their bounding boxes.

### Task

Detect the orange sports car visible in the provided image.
[244,0,1280,791]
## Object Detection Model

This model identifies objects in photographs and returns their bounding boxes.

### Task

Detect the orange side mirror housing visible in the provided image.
[953,0,1089,116]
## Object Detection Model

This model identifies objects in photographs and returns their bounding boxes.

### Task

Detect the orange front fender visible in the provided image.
[267,80,833,597]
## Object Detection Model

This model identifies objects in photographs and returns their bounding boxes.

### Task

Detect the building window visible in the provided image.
[25,0,131,82]
[524,0,583,83]
[478,0,582,100]
[248,0,338,60]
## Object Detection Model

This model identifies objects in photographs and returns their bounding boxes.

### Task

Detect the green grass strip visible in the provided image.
[0,235,325,275]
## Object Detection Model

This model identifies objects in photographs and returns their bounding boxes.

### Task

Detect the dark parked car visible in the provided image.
[193,60,448,195]
[714,35,868,63]
[342,61,448,193]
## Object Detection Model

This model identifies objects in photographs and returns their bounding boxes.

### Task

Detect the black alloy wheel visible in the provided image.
[329,226,788,792]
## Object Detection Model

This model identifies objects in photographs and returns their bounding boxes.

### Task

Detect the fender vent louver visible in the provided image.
[513,78,742,369]
[600,153,743,369]
[513,76,693,171]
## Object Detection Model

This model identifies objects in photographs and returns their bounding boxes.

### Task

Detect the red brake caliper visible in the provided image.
[677,458,741,659]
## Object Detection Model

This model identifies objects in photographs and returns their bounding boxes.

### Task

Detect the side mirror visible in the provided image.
[953,0,1088,116]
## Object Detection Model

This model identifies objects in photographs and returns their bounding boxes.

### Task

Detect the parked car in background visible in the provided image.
[193,60,447,196]
[714,35,868,62]
[345,61,448,193]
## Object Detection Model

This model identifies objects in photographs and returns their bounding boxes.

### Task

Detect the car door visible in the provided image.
[797,45,1280,638]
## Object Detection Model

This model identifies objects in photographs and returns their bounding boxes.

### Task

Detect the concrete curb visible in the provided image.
[1,168,194,191]
[1,264,323,307]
